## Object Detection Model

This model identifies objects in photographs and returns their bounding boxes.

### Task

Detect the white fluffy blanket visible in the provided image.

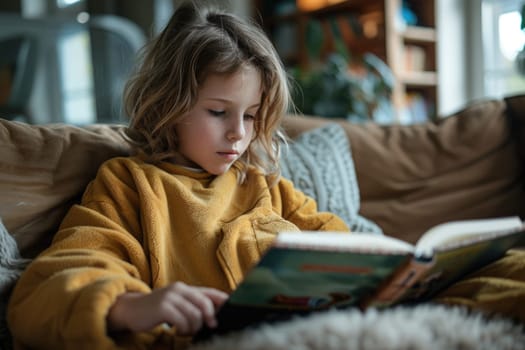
[189,305,525,350]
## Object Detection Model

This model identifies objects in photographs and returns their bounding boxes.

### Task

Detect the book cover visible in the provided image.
[196,245,412,341]
[195,217,524,342]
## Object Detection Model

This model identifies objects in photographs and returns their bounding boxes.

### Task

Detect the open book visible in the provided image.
[195,216,525,342]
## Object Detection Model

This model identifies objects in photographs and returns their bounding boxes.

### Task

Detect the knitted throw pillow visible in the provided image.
[280,123,382,234]
[0,219,30,350]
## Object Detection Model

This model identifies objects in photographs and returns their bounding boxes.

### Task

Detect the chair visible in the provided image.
[87,15,146,123]
[0,35,37,123]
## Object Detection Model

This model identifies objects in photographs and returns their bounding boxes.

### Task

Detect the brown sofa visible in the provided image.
[1,94,525,258]
[1,95,525,349]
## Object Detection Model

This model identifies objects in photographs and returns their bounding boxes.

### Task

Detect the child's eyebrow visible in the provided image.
[205,98,260,109]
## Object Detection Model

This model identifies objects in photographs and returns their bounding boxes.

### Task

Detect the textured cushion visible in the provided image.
[0,218,28,349]
[280,123,382,234]
[0,120,131,257]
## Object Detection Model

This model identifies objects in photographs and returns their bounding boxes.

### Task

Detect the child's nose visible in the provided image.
[227,116,246,141]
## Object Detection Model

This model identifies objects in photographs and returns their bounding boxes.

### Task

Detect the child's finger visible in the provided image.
[173,286,224,328]
[198,287,229,306]
[166,294,203,334]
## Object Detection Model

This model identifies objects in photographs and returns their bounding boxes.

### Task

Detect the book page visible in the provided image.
[414,216,523,258]
[276,232,415,254]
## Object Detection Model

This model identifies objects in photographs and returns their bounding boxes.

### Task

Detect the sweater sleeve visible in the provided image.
[7,158,157,350]
[433,249,525,323]
[271,177,350,232]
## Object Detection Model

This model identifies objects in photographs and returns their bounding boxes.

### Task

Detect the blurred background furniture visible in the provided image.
[88,14,146,123]
[0,35,37,123]
[0,12,145,125]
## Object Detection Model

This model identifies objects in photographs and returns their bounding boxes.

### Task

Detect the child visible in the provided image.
[7,2,350,349]
[8,2,525,350]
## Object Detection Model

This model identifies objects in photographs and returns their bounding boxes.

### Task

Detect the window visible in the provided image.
[57,29,96,124]
[482,0,525,97]
[57,0,83,8]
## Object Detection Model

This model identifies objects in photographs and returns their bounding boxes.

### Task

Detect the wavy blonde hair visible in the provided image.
[124,2,292,184]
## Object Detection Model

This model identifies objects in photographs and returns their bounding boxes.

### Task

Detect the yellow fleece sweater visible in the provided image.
[7,157,349,350]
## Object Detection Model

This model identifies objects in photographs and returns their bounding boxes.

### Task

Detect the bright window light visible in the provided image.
[498,11,525,60]
[57,0,82,8]
[58,30,96,124]
[482,0,525,98]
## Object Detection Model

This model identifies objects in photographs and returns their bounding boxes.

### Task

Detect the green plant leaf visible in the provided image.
[521,3,525,30]
[329,18,351,62]
[363,53,395,90]
[290,52,394,122]
[305,20,323,61]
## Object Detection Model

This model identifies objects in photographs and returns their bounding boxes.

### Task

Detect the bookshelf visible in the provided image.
[253,0,439,123]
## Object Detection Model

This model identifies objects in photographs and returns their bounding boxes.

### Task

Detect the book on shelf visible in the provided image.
[399,92,431,124]
[404,44,427,72]
[194,216,524,342]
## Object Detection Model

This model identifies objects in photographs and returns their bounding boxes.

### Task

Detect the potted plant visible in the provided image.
[290,19,395,123]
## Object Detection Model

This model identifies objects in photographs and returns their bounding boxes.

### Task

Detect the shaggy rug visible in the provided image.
[188,304,525,350]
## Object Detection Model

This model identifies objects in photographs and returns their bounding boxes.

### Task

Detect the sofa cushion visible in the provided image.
[280,123,382,234]
[0,120,131,257]
[283,97,525,244]
[354,99,525,243]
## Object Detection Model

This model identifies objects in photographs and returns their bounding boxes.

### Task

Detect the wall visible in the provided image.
[436,0,469,116]
[228,0,251,18]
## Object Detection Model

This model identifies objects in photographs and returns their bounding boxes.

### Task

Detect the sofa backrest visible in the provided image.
[283,95,525,243]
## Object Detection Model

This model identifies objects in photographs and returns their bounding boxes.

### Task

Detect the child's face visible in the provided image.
[173,66,261,175]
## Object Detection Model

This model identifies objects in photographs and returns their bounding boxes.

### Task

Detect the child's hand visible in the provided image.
[106,282,228,336]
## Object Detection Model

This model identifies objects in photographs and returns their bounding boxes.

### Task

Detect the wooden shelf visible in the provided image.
[300,0,381,16]
[386,0,438,122]
[401,71,438,86]
[254,0,439,123]
[402,26,437,43]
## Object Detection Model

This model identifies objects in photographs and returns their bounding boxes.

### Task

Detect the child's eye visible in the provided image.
[208,110,225,117]
[244,114,256,120]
